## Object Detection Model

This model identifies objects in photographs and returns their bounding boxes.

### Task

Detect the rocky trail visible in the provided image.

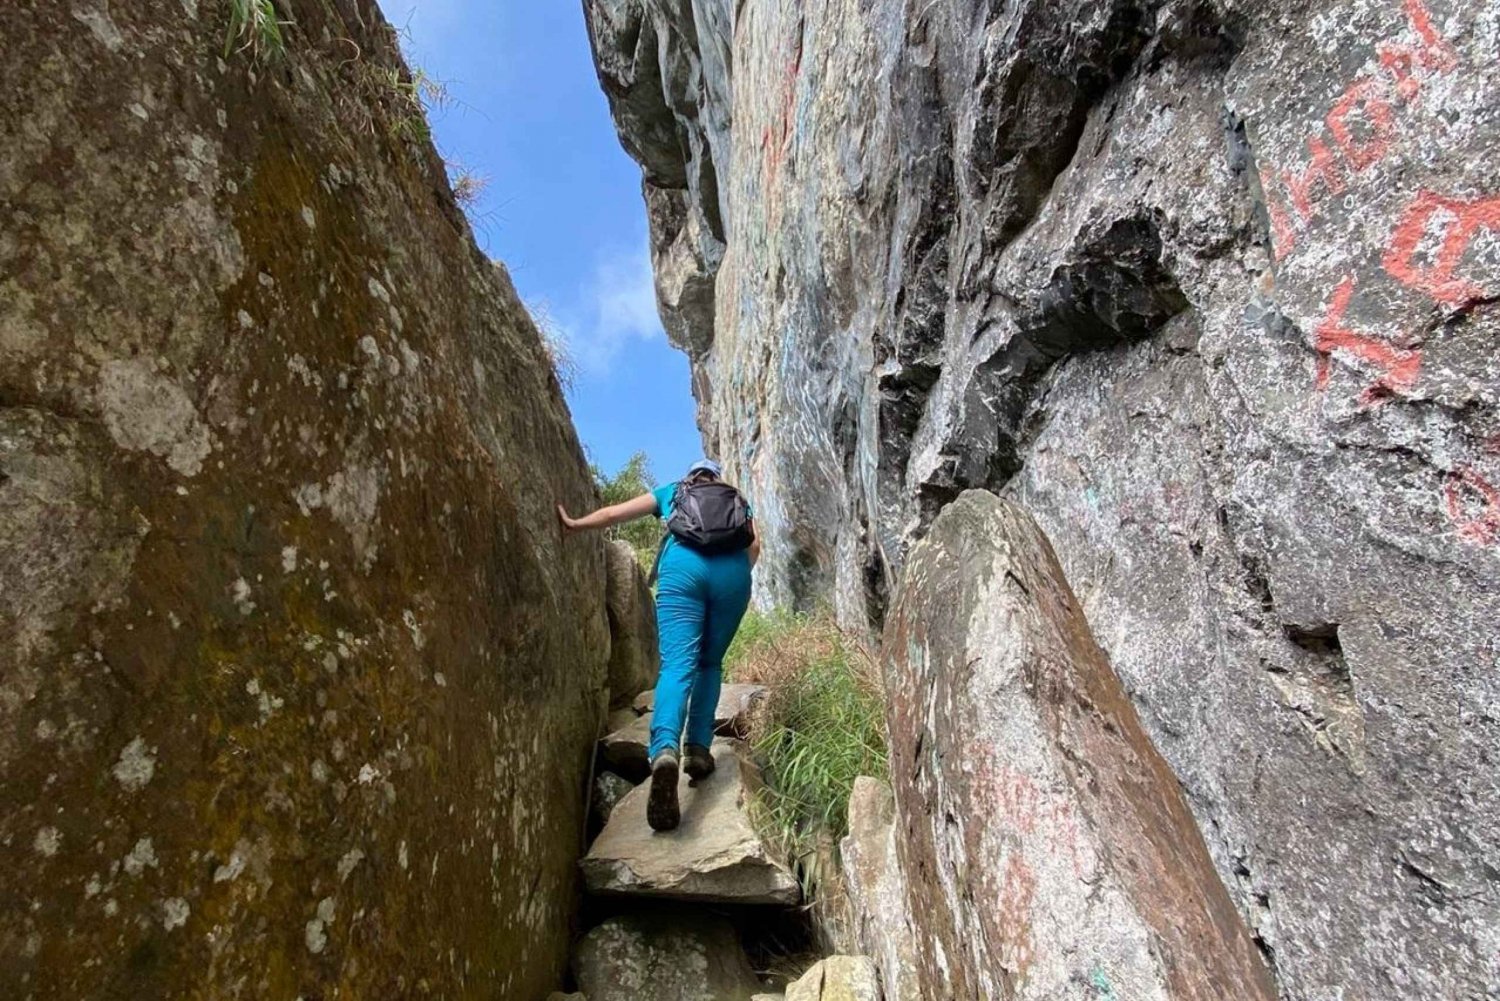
[570,550,877,1000]
[3,0,1496,998]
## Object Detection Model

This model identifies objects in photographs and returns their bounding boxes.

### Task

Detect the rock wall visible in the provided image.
[2,2,610,998]
[587,0,1500,997]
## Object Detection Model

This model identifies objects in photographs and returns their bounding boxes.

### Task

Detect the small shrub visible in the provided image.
[523,298,578,393]
[448,163,490,209]
[592,452,664,571]
[727,609,888,898]
[225,0,288,62]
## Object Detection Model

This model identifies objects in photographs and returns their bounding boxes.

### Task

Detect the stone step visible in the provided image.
[785,956,880,1001]
[581,740,799,905]
[572,912,767,1001]
[600,683,769,779]
[630,682,767,735]
[598,714,652,780]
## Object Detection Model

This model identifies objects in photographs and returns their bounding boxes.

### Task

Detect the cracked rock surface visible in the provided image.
[586,0,1500,997]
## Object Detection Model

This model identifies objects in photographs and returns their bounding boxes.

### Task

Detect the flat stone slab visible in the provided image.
[581,741,799,905]
[630,683,767,736]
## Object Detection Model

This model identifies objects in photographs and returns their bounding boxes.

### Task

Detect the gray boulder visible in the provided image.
[598,713,653,780]
[591,771,637,828]
[605,539,659,707]
[882,492,1276,999]
[784,957,880,1001]
[840,778,919,1001]
[572,913,764,1001]
[581,741,799,904]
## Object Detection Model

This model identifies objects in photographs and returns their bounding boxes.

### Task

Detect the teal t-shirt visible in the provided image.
[652,481,754,558]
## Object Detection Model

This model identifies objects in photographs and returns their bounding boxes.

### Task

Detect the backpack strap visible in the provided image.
[646,480,681,587]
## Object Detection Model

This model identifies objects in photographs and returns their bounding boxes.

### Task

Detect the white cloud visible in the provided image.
[538,245,663,376]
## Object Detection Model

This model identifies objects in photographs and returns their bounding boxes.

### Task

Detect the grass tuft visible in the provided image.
[225,0,289,63]
[726,609,888,899]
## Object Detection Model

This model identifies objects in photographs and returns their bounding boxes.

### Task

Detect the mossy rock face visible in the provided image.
[0,3,609,999]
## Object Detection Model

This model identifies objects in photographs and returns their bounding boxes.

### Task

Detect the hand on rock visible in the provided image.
[557,504,581,532]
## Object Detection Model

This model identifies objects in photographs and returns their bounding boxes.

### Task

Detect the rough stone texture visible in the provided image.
[581,741,799,904]
[839,777,919,1001]
[571,912,765,1001]
[586,1,1500,996]
[593,771,638,828]
[784,956,879,1001]
[884,492,1276,999]
[606,539,660,706]
[632,682,767,736]
[599,713,653,780]
[1,3,610,998]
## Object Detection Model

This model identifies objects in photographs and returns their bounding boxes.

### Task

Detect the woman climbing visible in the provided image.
[557,459,759,831]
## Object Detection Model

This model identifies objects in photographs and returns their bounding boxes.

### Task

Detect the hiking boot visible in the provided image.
[683,743,716,781]
[647,749,680,832]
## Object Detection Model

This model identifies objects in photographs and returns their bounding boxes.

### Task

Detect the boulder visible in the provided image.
[631,683,767,736]
[840,778,919,1001]
[605,539,659,706]
[882,493,1276,999]
[581,741,799,904]
[571,912,764,1001]
[1,4,608,998]
[592,771,637,828]
[598,714,654,780]
[784,957,879,1001]
[588,0,1500,995]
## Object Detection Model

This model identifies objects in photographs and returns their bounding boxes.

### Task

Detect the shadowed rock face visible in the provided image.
[884,492,1277,1000]
[586,0,1500,996]
[1,2,609,997]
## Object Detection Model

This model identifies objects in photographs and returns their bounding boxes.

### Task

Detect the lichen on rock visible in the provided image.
[1,3,611,998]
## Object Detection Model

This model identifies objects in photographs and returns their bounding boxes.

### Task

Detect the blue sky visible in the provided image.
[375,0,701,486]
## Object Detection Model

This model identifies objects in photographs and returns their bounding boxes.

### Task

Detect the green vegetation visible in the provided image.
[726,609,888,898]
[592,452,664,570]
[225,0,288,62]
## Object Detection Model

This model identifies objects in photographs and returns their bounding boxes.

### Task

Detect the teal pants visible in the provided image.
[648,544,753,758]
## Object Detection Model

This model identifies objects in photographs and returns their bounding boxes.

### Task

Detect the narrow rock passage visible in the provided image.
[566,549,879,1000]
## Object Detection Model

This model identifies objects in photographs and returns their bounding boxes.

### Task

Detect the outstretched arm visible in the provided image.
[557,492,657,532]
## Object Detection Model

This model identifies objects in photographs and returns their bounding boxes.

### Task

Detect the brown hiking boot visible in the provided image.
[683,743,716,781]
[647,749,680,832]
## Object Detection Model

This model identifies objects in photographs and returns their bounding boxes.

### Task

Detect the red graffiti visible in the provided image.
[761,28,804,193]
[1443,466,1500,546]
[972,752,1088,879]
[1376,0,1459,101]
[1325,78,1396,172]
[995,853,1037,975]
[1313,276,1422,401]
[1279,136,1346,221]
[1262,0,1458,261]
[1382,191,1500,307]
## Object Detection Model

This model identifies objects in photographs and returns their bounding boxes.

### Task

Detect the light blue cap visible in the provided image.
[686,459,722,477]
